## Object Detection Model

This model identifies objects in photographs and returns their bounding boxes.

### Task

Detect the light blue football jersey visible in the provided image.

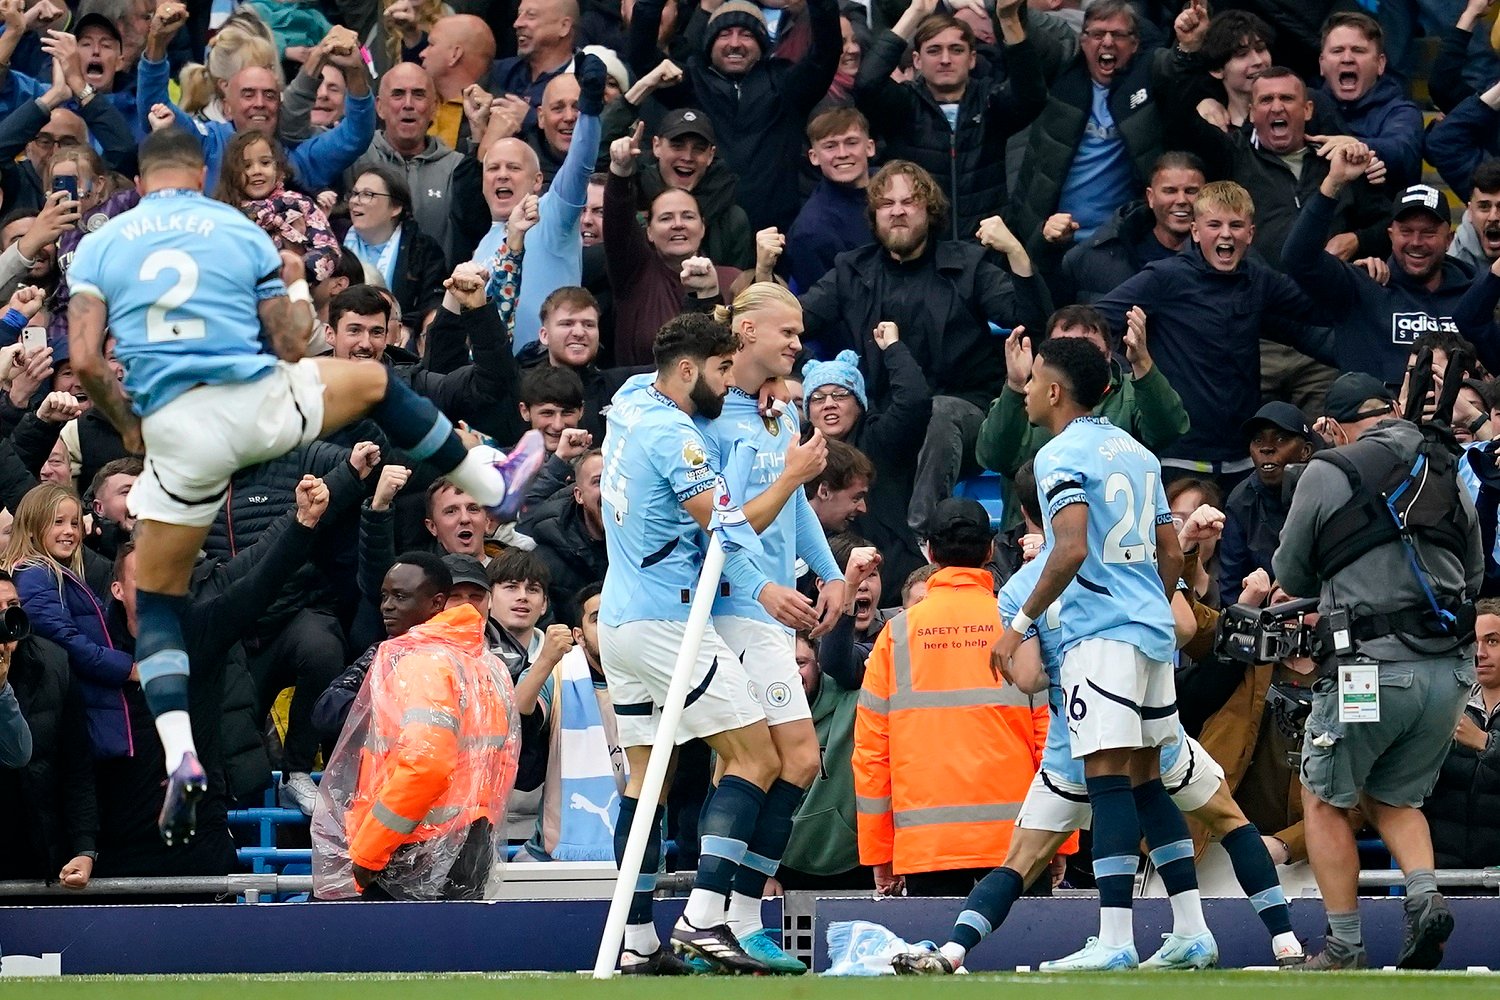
[600,375,769,627]
[1031,415,1175,661]
[66,189,286,417]
[1000,553,1185,786]
[702,388,842,628]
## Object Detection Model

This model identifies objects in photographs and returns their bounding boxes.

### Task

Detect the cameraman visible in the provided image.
[1181,580,1351,892]
[1275,372,1483,971]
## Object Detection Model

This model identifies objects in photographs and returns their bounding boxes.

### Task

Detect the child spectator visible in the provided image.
[512,582,624,862]
[1217,402,1316,606]
[243,0,336,64]
[214,130,340,286]
[488,547,555,844]
[519,365,587,458]
[1,482,130,759]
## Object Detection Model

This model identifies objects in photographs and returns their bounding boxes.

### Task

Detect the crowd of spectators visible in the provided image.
[1,0,1499,901]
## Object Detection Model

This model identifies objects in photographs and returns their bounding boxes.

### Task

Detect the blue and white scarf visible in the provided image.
[540,647,624,861]
[343,225,403,290]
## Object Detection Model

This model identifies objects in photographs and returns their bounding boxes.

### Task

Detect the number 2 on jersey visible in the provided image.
[139,249,207,342]
[1102,470,1157,565]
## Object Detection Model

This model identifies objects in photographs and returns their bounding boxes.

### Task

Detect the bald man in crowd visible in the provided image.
[353,62,466,261]
[456,54,608,351]
[421,14,499,151]
[492,0,583,126]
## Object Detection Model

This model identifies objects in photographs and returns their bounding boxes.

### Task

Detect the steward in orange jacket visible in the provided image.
[854,541,1048,883]
[312,601,519,900]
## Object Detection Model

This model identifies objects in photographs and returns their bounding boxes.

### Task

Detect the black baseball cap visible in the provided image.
[1323,372,1397,423]
[442,554,489,591]
[75,11,124,45]
[657,108,716,145]
[925,497,993,544]
[1242,401,1315,442]
[1391,184,1451,226]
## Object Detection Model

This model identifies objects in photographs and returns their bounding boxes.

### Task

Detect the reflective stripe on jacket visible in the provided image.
[346,604,517,874]
[853,566,1048,874]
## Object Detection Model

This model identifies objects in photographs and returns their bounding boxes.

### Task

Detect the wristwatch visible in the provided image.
[78,84,97,106]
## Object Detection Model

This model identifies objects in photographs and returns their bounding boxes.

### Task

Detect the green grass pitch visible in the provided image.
[1,972,1494,998]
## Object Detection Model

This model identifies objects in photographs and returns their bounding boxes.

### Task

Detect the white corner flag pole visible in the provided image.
[592,531,728,979]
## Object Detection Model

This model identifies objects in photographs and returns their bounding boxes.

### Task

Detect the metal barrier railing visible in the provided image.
[0,868,1494,904]
[0,874,312,902]
[0,870,706,903]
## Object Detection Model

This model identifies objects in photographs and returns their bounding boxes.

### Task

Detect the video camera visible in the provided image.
[1214,597,1319,665]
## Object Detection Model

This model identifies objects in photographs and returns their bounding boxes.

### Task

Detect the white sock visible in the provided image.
[726,891,762,938]
[683,888,728,928]
[1272,931,1303,957]
[623,922,660,956]
[1168,889,1210,936]
[155,710,196,774]
[1098,906,1134,949]
[447,446,506,507]
[939,942,967,966]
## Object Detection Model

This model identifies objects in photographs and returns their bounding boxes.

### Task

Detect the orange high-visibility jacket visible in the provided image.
[853,566,1049,875]
[346,604,517,875]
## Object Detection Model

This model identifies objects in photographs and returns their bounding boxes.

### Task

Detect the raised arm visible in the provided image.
[258,252,316,363]
[135,1,196,139]
[66,292,139,453]
[782,0,842,118]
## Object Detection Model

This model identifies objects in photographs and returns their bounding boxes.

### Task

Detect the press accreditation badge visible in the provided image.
[1339,659,1380,723]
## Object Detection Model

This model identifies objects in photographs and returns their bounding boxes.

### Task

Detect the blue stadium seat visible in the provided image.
[953,471,1004,532]
[228,772,319,900]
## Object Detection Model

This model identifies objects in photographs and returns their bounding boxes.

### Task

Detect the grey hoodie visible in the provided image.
[1449,215,1497,276]
[352,133,465,265]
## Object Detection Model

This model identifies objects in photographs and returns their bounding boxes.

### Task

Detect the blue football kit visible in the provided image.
[67,188,285,416]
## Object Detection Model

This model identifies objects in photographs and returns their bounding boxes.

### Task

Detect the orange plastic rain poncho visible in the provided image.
[312,604,519,899]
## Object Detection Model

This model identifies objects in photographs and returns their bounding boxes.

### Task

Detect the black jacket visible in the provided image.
[516,350,648,440]
[1217,473,1290,606]
[855,32,1046,242]
[205,441,368,638]
[524,491,607,625]
[405,301,525,442]
[1007,45,1181,258]
[1093,243,1333,462]
[75,408,130,505]
[800,239,1051,411]
[845,340,932,597]
[1425,691,1500,868]
[388,221,448,328]
[0,636,97,881]
[1041,200,1163,305]
[95,515,313,876]
[636,151,755,270]
[626,0,841,232]
[0,409,64,515]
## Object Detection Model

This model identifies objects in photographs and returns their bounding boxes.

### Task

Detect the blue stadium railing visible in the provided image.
[227,774,313,901]
[226,773,682,901]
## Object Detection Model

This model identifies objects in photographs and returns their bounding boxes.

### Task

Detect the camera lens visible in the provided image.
[0,605,30,644]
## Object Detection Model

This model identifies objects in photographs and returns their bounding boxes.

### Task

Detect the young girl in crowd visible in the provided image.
[213,129,341,284]
[2,483,132,759]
